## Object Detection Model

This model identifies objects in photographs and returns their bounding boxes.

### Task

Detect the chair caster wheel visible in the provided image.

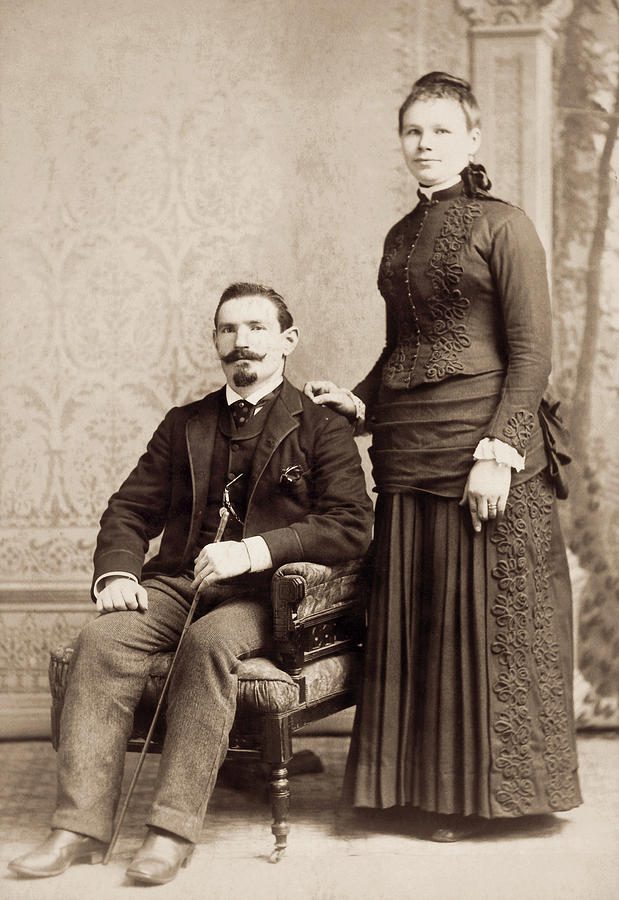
[269,847,286,864]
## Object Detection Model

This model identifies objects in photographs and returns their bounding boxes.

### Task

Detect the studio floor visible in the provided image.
[1,733,617,900]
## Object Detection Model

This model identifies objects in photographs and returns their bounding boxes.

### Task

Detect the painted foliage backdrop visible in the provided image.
[0,0,617,730]
[553,0,619,726]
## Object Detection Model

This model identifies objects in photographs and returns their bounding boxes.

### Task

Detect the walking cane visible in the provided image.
[102,504,231,865]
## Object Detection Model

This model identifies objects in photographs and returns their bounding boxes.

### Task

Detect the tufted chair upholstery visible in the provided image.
[48,559,369,862]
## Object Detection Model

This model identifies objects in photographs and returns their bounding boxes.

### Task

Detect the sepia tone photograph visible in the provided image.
[0,1,617,898]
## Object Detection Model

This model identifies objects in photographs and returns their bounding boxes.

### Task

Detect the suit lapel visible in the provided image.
[247,379,302,502]
[184,388,225,557]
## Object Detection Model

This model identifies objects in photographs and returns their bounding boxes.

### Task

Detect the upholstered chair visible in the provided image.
[48,559,369,862]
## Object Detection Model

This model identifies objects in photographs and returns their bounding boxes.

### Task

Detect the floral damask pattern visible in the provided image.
[1,610,92,693]
[4,0,611,736]
[490,474,580,814]
[0,25,292,588]
[503,409,536,452]
[425,198,483,380]
[3,0,440,596]
[3,1,439,729]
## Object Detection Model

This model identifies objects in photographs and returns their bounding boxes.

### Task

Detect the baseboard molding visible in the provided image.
[0,692,52,740]
[0,592,94,740]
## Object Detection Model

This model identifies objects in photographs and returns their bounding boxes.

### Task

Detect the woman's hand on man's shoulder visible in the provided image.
[303,381,357,421]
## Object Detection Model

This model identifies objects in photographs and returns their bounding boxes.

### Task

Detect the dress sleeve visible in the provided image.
[485,211,552,454]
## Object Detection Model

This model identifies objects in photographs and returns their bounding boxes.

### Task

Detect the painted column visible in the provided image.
[457,0,573,258]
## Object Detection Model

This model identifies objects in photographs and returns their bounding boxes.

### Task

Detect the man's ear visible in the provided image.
[282,326,299,357]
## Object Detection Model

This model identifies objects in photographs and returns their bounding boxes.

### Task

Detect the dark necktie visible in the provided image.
[229,398,254,429]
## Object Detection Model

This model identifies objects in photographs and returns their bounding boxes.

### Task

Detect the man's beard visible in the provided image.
[222,349,264,388]
[232,364,258,388]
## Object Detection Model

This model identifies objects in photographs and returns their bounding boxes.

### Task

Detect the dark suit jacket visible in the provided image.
[92,378,373,596]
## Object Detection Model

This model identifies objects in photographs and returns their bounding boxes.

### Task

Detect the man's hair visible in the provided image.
[398,71,481,134]
[214,282,294,331]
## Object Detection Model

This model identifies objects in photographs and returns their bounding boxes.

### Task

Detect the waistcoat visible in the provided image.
[195,390,278,552]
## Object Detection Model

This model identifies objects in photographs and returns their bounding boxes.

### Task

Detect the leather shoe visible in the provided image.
[126,828,195,885]
[430,814,489,842]
[8,828,105,878]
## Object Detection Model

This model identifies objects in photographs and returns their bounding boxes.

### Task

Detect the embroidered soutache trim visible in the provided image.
[490,474,579,815]
[527,475,581,810]
[425,198,483,380]
[489,481,535,816]
[381,328,419,389]
[503,409,536,452]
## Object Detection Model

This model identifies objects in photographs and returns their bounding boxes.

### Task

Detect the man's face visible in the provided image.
[213,295,298,393]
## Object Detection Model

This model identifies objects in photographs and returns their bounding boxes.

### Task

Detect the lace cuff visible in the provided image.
[343,389,367,435]
[474,438,525,472]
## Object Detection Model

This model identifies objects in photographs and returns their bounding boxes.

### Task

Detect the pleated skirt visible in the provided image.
[343,472,582,818]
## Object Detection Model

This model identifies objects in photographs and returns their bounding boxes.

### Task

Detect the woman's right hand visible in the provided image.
[303,381,357,420]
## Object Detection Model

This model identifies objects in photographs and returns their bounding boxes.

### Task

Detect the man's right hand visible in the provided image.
[95,576,149,614]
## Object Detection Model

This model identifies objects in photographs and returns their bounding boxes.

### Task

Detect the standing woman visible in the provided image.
[305,72,581,840]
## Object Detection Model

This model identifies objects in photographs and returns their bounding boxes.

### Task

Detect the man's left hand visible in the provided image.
[192,541,251,592]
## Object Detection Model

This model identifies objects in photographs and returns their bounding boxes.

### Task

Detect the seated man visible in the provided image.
[9,282,373,885]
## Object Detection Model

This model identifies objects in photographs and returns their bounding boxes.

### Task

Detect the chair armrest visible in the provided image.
[270,558,369,675]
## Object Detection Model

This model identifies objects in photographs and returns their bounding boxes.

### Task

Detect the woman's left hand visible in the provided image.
[459,459,512,533]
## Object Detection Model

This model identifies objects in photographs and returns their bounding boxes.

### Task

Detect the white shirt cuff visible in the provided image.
[474,438,525,472]
[93,571,138,600]
[241,536,273,573]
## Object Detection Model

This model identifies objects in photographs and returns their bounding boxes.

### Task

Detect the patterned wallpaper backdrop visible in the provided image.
[1,0,616,729]
[0,0,468,592]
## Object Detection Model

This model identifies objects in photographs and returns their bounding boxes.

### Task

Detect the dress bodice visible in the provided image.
[355,180,553,467]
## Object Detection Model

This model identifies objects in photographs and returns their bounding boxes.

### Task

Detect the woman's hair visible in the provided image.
[398,71,481,134]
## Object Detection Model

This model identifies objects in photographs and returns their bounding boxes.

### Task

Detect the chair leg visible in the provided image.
[269,765,290,863]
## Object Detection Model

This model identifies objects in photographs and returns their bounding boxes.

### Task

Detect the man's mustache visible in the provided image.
[221,349,266,364]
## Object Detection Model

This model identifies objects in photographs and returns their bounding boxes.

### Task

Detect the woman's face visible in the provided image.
[400,97,481,187]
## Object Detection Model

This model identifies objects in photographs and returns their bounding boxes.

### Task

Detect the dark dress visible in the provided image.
[343,179,582,818]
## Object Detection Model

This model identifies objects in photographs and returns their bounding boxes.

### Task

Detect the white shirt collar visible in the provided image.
[418,175,462,199]
[225,372,284,407]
